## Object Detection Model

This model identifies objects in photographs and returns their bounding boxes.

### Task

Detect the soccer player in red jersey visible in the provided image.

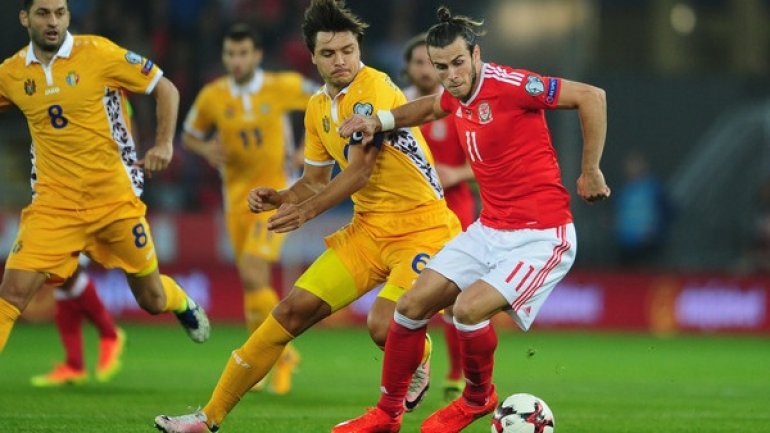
[335,6,610,433]
[403,32,477,402]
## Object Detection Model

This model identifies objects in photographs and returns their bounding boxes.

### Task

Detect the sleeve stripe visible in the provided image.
[144,68,164,94]
[304,158,336,167]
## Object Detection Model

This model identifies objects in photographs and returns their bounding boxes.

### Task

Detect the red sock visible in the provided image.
[55,298,84,370]
[443,317,463,381]
[458,323,497,405]
[76,276,117,340]
[377,321,427,417]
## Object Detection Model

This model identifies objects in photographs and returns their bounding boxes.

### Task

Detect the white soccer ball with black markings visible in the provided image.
[490,393,555,433]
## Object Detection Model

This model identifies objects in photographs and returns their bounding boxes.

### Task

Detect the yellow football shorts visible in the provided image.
[5,199,159,282]
[225,210,287,262]
[295,200,461,312]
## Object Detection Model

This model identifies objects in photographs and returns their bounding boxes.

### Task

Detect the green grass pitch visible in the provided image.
[1,323,769,432]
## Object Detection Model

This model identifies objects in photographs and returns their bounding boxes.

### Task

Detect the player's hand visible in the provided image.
[248,187,282,213]
[577,169,611,203]
[338,114,379,145]
[267,202,307,233]
[137,143,173,173]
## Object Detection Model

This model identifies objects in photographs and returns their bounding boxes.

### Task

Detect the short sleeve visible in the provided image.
[99,37,163,95]
[183,88,215,139]
[302,102,334,166]
[508,71,561,110]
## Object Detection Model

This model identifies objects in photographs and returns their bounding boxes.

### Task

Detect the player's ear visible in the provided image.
[472,44,481,62]
[19,10,30,28]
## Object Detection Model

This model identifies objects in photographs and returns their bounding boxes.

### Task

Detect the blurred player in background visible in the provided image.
[182,23,315,395]
[336,6,610,432]
[154,1,459,431]
[30,255,125,386]
[0,0,210,354]
[403,32,478,402]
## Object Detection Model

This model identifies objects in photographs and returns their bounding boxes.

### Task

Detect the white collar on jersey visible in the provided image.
[228,68,265,96]
[25,31,74,66]
[320,61,366,99]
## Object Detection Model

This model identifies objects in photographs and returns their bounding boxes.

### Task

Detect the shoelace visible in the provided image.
[408,364,427,393]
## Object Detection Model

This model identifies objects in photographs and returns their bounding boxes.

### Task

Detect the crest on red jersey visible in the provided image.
[478,101,493,124]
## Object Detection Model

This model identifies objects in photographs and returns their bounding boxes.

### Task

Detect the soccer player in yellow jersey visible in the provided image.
[0,0,210,353]
[182,23,316,395]
[154,1,459,431]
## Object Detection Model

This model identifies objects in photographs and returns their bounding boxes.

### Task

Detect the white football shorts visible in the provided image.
[426,221,576,331]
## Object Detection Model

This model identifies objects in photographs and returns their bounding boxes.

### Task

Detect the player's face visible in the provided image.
[222,38,263,84]
[428,37,482,101]
[20,0,70,53]
[406,44,440,95]
[311,31,361,94]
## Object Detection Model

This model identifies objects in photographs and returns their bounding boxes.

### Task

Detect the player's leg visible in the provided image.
[422,224,577,433]
[31,270,89,386]
[90,215,210,343]
[440,306,464,401]
[72,269,125,382]
[332,269,458,433]
[156,247,367,432]
[0,268,48,352]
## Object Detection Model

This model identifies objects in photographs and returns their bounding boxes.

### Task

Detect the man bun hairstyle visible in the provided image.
[426,6,486,53]
[302,0,369,53]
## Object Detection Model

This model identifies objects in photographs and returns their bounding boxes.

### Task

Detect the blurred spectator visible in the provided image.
[614,150,672,267]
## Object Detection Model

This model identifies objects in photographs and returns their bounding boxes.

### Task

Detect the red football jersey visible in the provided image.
[405,86,476,229]
[439,63,572,230]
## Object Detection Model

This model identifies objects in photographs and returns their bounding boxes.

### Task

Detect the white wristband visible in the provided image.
[376,110,395,131]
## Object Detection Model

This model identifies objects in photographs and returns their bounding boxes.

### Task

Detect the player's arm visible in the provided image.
[266,138,381,233]
[556,79,610,202]
[337,93,447,141]
[437,161,474,189]
[181,131,226,168]
[139,77,180,172]
[247,160,333,213]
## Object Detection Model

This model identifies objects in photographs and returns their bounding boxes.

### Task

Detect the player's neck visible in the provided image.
[32,44,57,66]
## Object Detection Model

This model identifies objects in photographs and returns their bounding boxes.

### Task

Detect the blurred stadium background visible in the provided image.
[0,1,769,431]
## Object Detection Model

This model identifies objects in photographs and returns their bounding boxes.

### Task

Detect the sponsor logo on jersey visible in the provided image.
[45,87,61,96]
[353,102,373,116]
[24,79,36,96]
[140,59,154,76]
[545,78,559,104]
[322,115,330,133]
[525,75,545,96]
[124,51,142,64]
[65,71,79,87]
[478,101,493,124]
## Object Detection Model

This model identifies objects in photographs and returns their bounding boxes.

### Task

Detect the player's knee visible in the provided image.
[451,302,485,326]
[395,291,433,320]
[272,290,330,335]
[0,279,38,311]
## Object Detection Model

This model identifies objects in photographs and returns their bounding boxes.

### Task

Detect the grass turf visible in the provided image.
[1,323,769,432]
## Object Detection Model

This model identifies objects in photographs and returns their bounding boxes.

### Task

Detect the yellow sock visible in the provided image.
[421,334,432,364]
[160,274,188,313]
[203,313,294,425]
[243,288,279,333]
[0,297,21,352]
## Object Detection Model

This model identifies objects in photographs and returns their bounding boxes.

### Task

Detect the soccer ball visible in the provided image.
[490,393,555,433]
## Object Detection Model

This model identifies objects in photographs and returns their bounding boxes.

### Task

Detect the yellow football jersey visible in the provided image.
[304,66,443,213]
[184,70,314,213]
[0,33,162,210]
